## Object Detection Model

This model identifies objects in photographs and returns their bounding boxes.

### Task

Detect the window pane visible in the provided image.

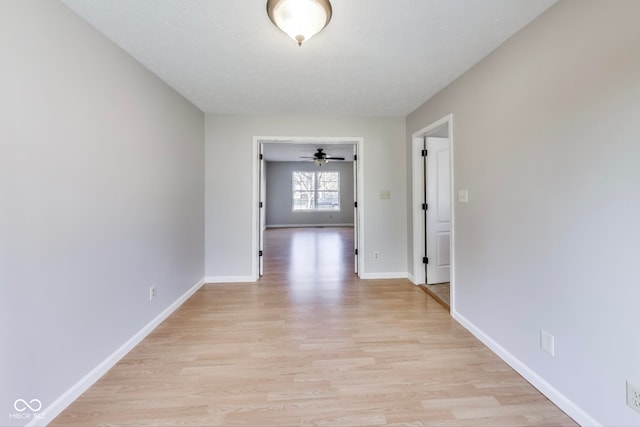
[317,191,339,210]
[293,191,315,210]
[292,171,314,191]
[318,172,339,191]
[292,171,340,211]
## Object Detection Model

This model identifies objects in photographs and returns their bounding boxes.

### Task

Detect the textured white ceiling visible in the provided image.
[61,0,556,117]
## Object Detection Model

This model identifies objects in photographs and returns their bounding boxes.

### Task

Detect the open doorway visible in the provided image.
[252,137,364,281]
[411,115,455,311]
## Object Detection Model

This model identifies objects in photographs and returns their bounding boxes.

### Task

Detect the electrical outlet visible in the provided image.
[149,285,157,301]
[373,251,380,260]
[627,381,640,413]
[540,330,555,356]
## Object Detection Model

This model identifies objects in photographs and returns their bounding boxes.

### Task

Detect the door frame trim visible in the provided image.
[411,114,455,312]
[251,136,365,280]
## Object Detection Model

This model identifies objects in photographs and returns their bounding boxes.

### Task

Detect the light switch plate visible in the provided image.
[458,190,469,203]
[379,190,391,199]
[627,381,640,413]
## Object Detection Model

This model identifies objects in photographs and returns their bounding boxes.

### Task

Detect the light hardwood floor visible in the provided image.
[421,283,450,310]
[52,227,576,426]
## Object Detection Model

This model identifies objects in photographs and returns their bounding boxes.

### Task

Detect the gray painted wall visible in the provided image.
[205,115,406,279]
[0,2,204,424]
[8,1,635,425]
[266,161,354,227]
[406,1,640,425]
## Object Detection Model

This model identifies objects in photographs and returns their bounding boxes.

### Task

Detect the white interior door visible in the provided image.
[353,144,358,274]
[426,137,451,284]
[259,143,266,276]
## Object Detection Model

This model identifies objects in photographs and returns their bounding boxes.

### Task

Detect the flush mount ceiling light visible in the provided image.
[266,0,332,47]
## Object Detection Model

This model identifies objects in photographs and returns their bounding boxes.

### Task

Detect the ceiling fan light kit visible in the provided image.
[301,148,345,166]
[266,0,332,46]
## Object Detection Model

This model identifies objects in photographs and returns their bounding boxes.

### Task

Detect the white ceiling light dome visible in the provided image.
[267,0,332,46]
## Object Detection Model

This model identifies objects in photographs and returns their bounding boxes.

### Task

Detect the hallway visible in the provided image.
[52,228,575,426]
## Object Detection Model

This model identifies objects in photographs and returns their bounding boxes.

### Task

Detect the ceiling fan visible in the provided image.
[300,148,345,166]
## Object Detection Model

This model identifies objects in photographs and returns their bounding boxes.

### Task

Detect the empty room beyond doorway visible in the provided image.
[262,227,354,283]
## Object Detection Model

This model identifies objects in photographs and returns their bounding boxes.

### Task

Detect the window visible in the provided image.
[292,171,340,211]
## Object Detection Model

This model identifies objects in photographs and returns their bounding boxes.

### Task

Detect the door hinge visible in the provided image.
[422,203,428,210]
[259,250,263,257]
[422,256,429,264]
[421,149,428,157]
[259,153,263,160]
[353,154,357,161]
[259,201,263,208]
[354,201,358,208]
[355,249,358,256]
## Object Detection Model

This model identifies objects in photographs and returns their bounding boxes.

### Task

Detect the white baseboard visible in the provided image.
[33,278,206,427]
[359,272,409,280]
[407,273,418,284]
[204,275,257,283]
[266,224,354,228]
[452,310,601,427]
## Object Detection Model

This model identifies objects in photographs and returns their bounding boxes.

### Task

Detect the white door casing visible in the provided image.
[410,114,455,313]
[252,137,364,281]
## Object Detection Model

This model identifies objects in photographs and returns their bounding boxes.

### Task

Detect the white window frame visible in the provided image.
[292,171,341,212]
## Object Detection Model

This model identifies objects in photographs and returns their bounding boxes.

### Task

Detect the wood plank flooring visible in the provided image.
[420,283,450,310]
[52,227,576,426]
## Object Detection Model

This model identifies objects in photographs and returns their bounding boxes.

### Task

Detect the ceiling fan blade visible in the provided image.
[326,156,345,160]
